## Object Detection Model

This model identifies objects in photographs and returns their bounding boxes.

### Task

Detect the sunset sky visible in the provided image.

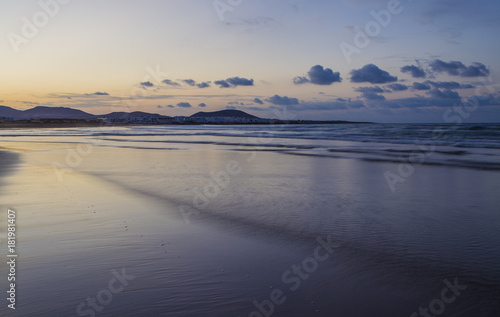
[1,0,499,122]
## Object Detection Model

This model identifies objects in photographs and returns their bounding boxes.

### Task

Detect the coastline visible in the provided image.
[0,120,373,129]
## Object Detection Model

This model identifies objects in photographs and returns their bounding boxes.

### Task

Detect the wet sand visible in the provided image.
[0,137,499,316]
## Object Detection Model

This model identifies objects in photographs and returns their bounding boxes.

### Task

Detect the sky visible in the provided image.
[1,0,499,123]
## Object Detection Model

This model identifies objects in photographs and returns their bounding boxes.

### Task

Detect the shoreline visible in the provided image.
[0,120,373,129]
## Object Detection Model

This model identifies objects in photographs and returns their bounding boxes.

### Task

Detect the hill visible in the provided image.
[190,109,259,119]
[0,106,95,119]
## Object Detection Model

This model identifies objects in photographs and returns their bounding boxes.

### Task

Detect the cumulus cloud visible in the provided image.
[162,79,180,86]
[386,83,409,91]
[214,77,254,88]
[293,76,310,85]
[294,65,342,85]
[430,59,490,77]
[426,88,461,99]
[177,102,192,108]
[198,103,207,108]
[181,79,211,88]
[254,98,264,104]
[214,80,231,88]
[307,65,342,85]
[350,64,398,84]
[89,91,109,96]
[424,80,475,89]
[226,77,254,86]
[465,93,500,106]
[412,82,431,90]
[400,65,426,78]
[167,105,174,108]
[140,81,154,87]
[267,95,299,106]
[197,82,211,88]
[183,79,196,86]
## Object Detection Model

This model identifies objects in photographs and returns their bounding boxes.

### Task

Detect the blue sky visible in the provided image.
[1,0,499,122]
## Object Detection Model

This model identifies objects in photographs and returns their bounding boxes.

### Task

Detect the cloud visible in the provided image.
[430,59,490,77]
[294,65,342,85]
[177,102,192,108]
[254,98,264,104]
[267,95,299,106]
[162,79,180,86]
[182,79,196,86]
[140,81,154,87]
[157,105,163,109]
[412,82,431,90]
[400,65,426,78]
[354,86,384,93]
[198,103,207,108]
[88,91,109,96]
[181,79,211,88]
[293,76,310,85]
[460,84,475,89]
[355,86,387,100]
[426,88,461,99]
[197,82,211,88]
[279,98,366,111]
[214,77,254,88]
[167,105,174,108]
[226,77,254,86]
[214,80,231,88]
[424,80,475,89]
[461,63,490,77]
[387,83,409,91]
[465,93,500,106]
[307,65,342,85]
[350,64,398,84]
[363,93,386,101]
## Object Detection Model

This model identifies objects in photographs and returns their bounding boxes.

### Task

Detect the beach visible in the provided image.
[1,124,499,316]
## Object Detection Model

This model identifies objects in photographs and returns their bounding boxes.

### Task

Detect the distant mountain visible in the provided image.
[190,109,259,119]
[101,111,166,119]
[1,106,264,122]
[0,106,95,119]
[0,106,23,118]
[23,106,95,119]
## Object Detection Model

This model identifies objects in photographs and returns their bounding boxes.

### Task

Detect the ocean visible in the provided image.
[0,123,499,316]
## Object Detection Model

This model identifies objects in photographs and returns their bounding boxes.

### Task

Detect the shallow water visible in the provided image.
[0,124,499,316]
